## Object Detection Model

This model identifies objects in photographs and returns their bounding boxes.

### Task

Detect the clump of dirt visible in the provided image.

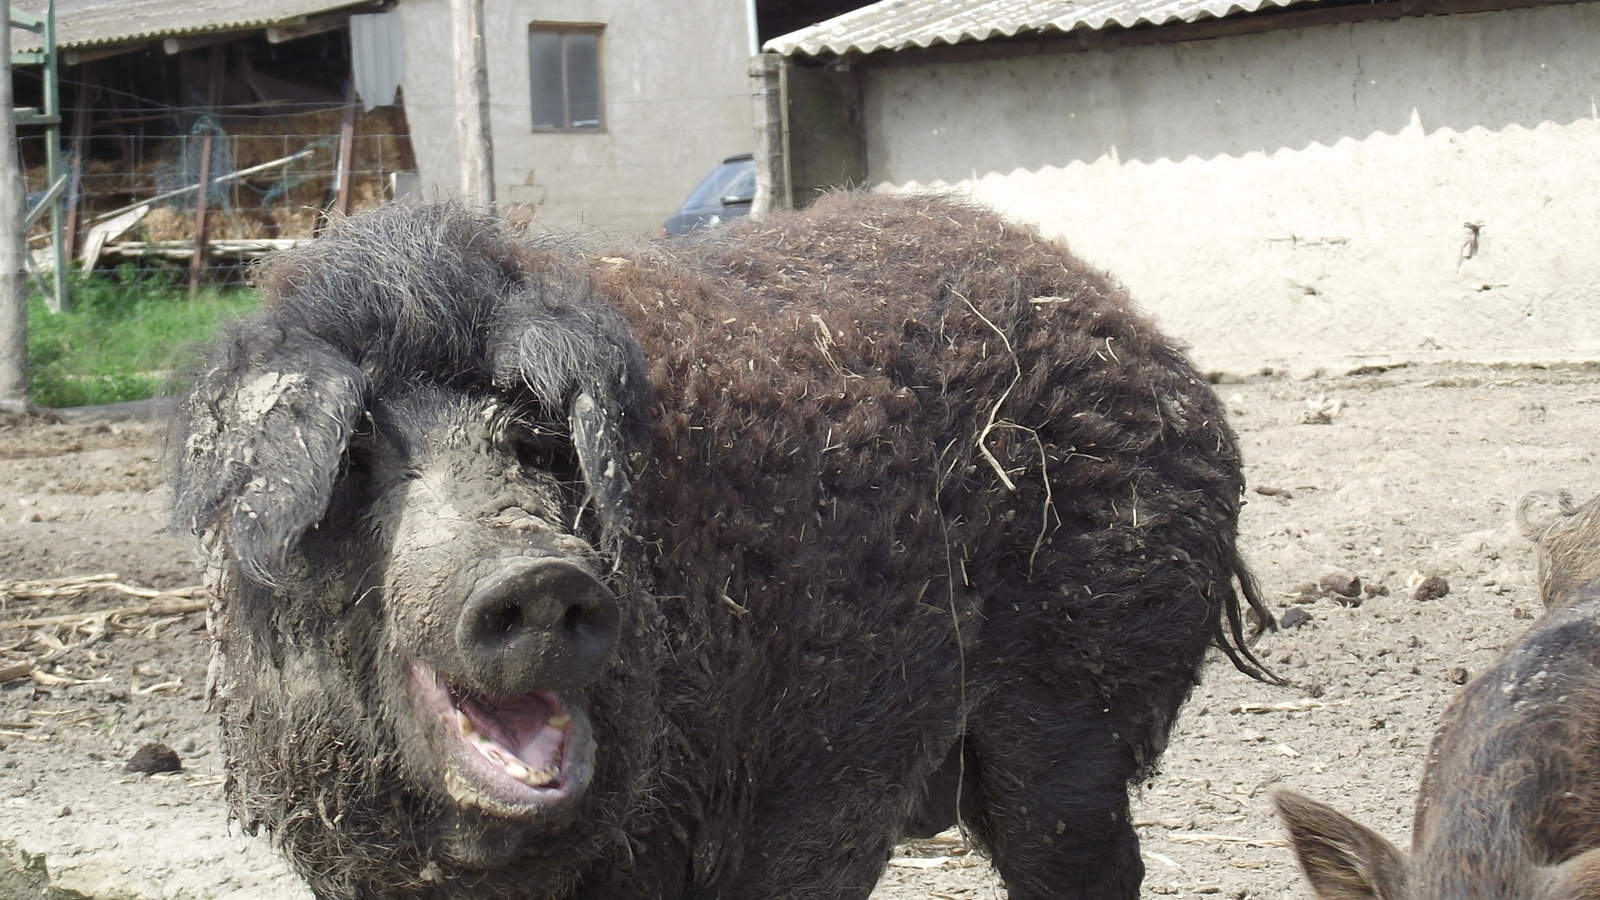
[124,742,182,775]
[1,361,1597,899]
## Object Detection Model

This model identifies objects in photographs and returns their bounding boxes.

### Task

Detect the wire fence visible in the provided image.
[18,104,413,286]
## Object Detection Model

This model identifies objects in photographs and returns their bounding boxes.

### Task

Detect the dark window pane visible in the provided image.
[529,31,564,128]
[566,33,600,128]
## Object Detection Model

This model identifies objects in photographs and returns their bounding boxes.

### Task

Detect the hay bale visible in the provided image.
[142,206,192,242]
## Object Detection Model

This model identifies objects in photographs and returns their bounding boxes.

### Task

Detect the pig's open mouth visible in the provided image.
[410,664,597,815]
[453,692,571,789]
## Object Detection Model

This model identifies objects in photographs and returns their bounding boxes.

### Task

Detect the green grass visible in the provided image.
[26,266,258,408]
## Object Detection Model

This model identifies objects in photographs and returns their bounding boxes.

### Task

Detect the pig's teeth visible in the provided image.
[450,699,569,789]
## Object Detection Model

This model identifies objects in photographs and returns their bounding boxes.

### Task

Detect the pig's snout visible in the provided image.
[456,558,620,695]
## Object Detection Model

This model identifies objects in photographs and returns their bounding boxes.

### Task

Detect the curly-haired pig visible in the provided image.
[172,192,1276,899]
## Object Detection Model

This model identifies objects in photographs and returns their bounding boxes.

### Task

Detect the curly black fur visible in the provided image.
[172,193,1275,900]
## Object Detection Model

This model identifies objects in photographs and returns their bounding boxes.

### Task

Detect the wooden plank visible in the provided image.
[389,88,417,172]
[333,78,358,216]
[23,174,65,226]
[162,32,237,55]
[61,81,95,264]
[64,44,149,66]
[61,152,82,261]
[109,238,302,261]
[267,12,351,44]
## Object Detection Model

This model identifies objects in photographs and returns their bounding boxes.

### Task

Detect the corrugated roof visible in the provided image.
[10,0,376,53]
[765,0,1320,56]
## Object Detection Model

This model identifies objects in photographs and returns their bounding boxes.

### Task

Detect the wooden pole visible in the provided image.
[0,11,27,409]
[333,78,357,216]
[779,59,793,210]
[451,0,494,209]
[40,0,63,313]
[189,47,223,295]
[61,151,81,262]
[61,81,94,264]
[188,131,212,295]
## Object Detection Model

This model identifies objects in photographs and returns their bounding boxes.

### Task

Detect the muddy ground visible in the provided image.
[1,361,1595,899]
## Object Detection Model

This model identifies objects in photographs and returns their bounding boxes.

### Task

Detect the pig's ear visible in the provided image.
[1546,847,1600,899]
[172,343,365,586]
[1273,789,1409,900]
[1516,488,1576,541]
[568,390,634,544]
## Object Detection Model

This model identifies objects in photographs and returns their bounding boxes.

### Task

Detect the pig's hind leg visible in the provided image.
[958,687,1147,900]
[956,571,1213,898]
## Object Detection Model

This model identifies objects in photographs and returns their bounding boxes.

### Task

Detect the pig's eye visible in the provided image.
[505,428,574,475]
[342,443,374,485]
[308,440,377,540]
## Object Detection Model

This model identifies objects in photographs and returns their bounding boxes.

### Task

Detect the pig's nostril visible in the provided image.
[562,603,586,635]
[489,604,524,635]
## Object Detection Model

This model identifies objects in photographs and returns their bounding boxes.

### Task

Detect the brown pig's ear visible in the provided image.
[171,342,365,587]
[1273,788,1409,900]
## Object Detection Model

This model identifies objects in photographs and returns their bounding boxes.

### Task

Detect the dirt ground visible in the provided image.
[1,361,1596,899]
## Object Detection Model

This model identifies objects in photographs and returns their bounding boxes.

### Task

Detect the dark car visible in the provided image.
[661,153,756,236]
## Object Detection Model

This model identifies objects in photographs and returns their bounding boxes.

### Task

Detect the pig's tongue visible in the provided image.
[453,693,572,788]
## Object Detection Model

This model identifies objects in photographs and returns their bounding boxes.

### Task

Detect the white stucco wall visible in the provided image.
[862,4,1600,371]
[399,0,755,233]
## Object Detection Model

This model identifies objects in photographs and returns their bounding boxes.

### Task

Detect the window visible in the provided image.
[529,25,603,131]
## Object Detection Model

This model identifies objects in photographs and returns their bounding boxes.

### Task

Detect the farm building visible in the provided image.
[4,0,868,285]
[392,0,755,232]
[383,0,866,230]
[759,0,1600,372]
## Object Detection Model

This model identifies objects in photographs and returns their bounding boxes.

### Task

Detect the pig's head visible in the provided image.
[1274,577,1600,900]
[350,388,626,818]
[1275,780,1600,900]
[170,204,663,895]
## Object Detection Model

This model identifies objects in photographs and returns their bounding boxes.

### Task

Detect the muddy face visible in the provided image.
[320,388,625,851]
[191,377,662,894]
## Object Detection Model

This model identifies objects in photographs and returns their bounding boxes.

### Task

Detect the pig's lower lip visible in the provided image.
[409,663,596,816]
